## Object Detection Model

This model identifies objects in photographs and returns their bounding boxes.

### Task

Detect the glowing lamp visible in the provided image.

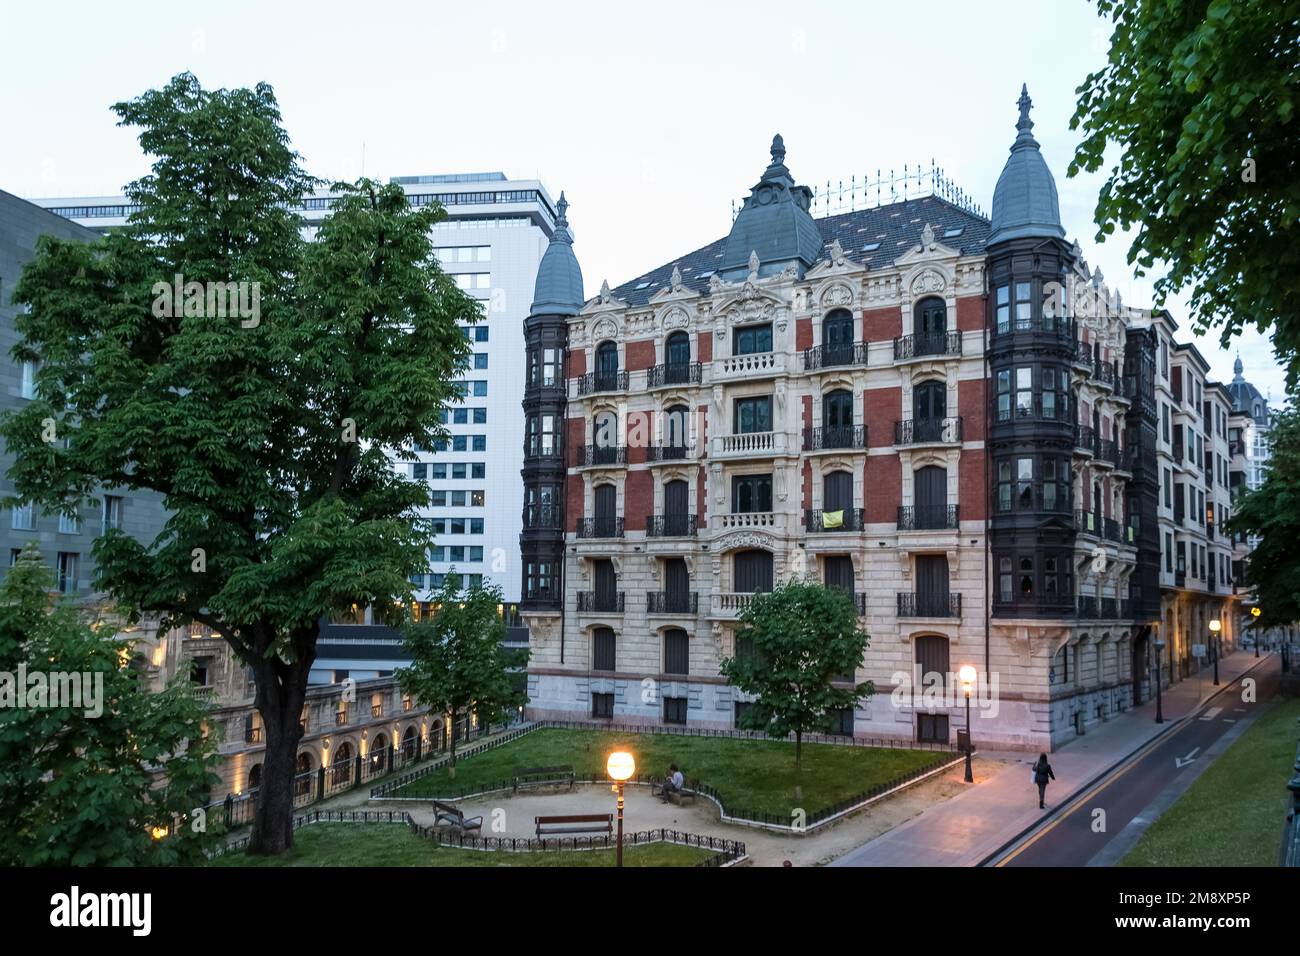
[1208,619,1221,634]
[958,664,977,695]
[606,750,635,782]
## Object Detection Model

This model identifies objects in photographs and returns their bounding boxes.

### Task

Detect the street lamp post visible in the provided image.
[1252,606,1261,657]
[606,750,635,868]
[1209,619,1222,686]
[1154,638,1165,724]
[958,664,976,784]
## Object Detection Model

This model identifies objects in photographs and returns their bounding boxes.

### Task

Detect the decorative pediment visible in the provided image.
[816,280,858,313]
[805,239,862,284]
[712,280,789,331]
[591,315,620,343]
[649,265,700,305]
[894,222,961,269]
[909,268,948,297]
[657,304,692,333]
[581,279,629,316]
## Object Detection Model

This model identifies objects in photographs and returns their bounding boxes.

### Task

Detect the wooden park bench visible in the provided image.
[512,764,576,793]
[432,800,482,835]
[535,814,613,840]
[664,778,700,807]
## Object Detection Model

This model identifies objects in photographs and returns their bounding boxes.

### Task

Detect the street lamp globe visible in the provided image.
[1208,619,1221,634]
[607,750,635,782]
[958,664,977,694]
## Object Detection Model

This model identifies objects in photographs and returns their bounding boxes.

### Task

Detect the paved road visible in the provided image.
[996,656,1280,867]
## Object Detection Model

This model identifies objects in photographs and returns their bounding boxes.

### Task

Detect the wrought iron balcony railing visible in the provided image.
[802,425,867,451]
[897,504,959,531]
[646,591,698,614]
[576,370,629,396]
[893,331,961,361]
[646,362,702,389]
[646,443,692,462]
[802,342,868,371]
[578,444,627,467]
[576,516,625,539]
[896,592,962,618]
[804,508,865,532]
[646,514,698,537]
[576,591,625,613]
[894,417,962,445]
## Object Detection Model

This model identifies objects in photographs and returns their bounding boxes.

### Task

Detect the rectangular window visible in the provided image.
[472,435,486,452]
[453,408,468,424]
[20,361,38,400]
[102,496,123,530]
[59,512,81,535]
[473,381,487,397]
[664,630,689,675]
[431,463,447,479]
[471,490,485,506]
[475,326,489,342]
[996,369,1011,422]
[473,353,488,370]
[470,518,484,534]
[431,491,447,506]
[997,461,1012,512]
[1015,367,1033,418]
[450,517,466,534]
[593,631,616,671]
[452,435,468,452]
[451,491,466,506]
[663,697,688,725]
[734,396,772,434]
[733,324,773,355]
[999,556,1012,602]
[452,463,466,480]
[56,552,78,594]
[592,693,614,720]
[731,474,773,513]
[11,501,34,531]
[1041,369,1056,419]
[471,463,485,479]
[472,408,487,424]
[995,285,1010,334]
[1014,282,1033,330]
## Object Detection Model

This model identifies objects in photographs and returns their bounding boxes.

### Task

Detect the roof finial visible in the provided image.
[556,191,569,226]
[770,133,786,167]
[1013,83,1038,149]
[1234,352,1244,378]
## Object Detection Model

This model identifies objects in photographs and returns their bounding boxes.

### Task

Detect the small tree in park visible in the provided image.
[0,548,220,866]
[720,579,873,795]
[397,572,529,772]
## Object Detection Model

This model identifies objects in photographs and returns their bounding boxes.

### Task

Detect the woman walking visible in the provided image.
[1032,753,1055,809]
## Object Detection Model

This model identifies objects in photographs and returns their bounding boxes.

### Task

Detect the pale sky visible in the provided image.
[0,0,1285,400]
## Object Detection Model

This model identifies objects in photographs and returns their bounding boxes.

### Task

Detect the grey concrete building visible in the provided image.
[0,188,169,601]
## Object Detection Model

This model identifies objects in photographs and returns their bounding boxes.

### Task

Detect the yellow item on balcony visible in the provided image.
[823,510,844,529]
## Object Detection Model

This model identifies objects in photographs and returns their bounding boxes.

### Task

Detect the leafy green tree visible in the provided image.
[397,572,528,771]
[1070,0,1300,384]
[1227,405,1300,626]
[720,579,873,792]
[0,548,220,865]
[1,74,478,854]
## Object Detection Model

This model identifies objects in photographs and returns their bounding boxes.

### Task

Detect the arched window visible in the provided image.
[823,470,853,512]
[822,309,854,365]
[665,331,690,368]
[248,764,263,791]
[914,296,947,343]
[596,341,619,380]
[914,380,946,420]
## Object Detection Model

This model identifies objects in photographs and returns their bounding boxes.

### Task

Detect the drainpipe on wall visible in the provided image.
[982,280,991,679]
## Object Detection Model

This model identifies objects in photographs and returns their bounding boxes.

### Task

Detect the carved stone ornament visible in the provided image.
[821,283,854,309]
[921,222,935,249]
[599,279,614,304]
[826,238,847,267]
[592,316,618,341]
[662,307,689,332]
[911,269,946,296]
[715,530,776,553]
[670,265,684,292]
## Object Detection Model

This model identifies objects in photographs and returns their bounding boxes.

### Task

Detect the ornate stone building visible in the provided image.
[518,87,1243,751]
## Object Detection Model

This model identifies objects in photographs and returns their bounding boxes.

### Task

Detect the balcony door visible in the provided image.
[664,479,689,535]
[664,557,690,611]
[665,331,690,371]
[914,380,946,421]
[824,389,853,445]
[822,309,854,363]
[914,634,951,742]
[594,483,617,537]
[916,297,947,339]
[915,465,947,528]
[593,558,617,609]
[596,341,619,382]
[665,404,689,450]
[915,554,950,617]
[823,554,854,593]
[824,470,853,513]
[733,549,773,594]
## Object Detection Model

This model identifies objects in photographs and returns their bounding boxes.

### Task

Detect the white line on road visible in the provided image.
[1175,747,1201,769]
[1199,707,1222,720]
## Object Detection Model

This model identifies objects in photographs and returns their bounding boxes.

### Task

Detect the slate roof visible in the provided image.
[607,194,991,308]
[987,85,1066,246]
[531,192,585,316]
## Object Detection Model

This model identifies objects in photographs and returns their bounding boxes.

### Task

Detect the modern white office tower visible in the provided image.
[34,172,561,680]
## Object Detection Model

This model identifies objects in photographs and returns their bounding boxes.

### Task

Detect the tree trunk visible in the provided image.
[447,707,458,777]
[246,654,312,856]
[794,731,803,803]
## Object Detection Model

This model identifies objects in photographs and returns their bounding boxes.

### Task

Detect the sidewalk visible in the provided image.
[830,650,1266,867]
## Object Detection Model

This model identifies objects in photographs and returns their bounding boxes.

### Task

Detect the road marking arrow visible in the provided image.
[1175,747,1201,769]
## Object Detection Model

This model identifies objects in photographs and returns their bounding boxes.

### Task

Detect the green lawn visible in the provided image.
[1122,697,1300,867]
[388,727,945,818]
[211,823,716,867]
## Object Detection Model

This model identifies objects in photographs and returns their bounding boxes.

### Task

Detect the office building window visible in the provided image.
[11,501,34,531]
[59,512,81,535]
[20,361,38,400]
[473,408,487,424]
[473,353,488,370]
[472,435,486,452]
[473,381,487,397]
[452,463,466,480]
[102,496,123,530]
[472,463,485,479]
[471,490,485,506]
[56,552,78,594]
[453,408,468,424]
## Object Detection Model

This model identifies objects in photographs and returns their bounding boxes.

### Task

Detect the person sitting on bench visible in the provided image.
[660,764,685,802]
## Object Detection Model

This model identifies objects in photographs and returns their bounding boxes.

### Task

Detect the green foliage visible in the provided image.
[398,573,528,760]
[1070,0,1300,384]
[719,579,873,766]
[1227,405,1300,626]
[0,549,220,865]
[0,72,481,851]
